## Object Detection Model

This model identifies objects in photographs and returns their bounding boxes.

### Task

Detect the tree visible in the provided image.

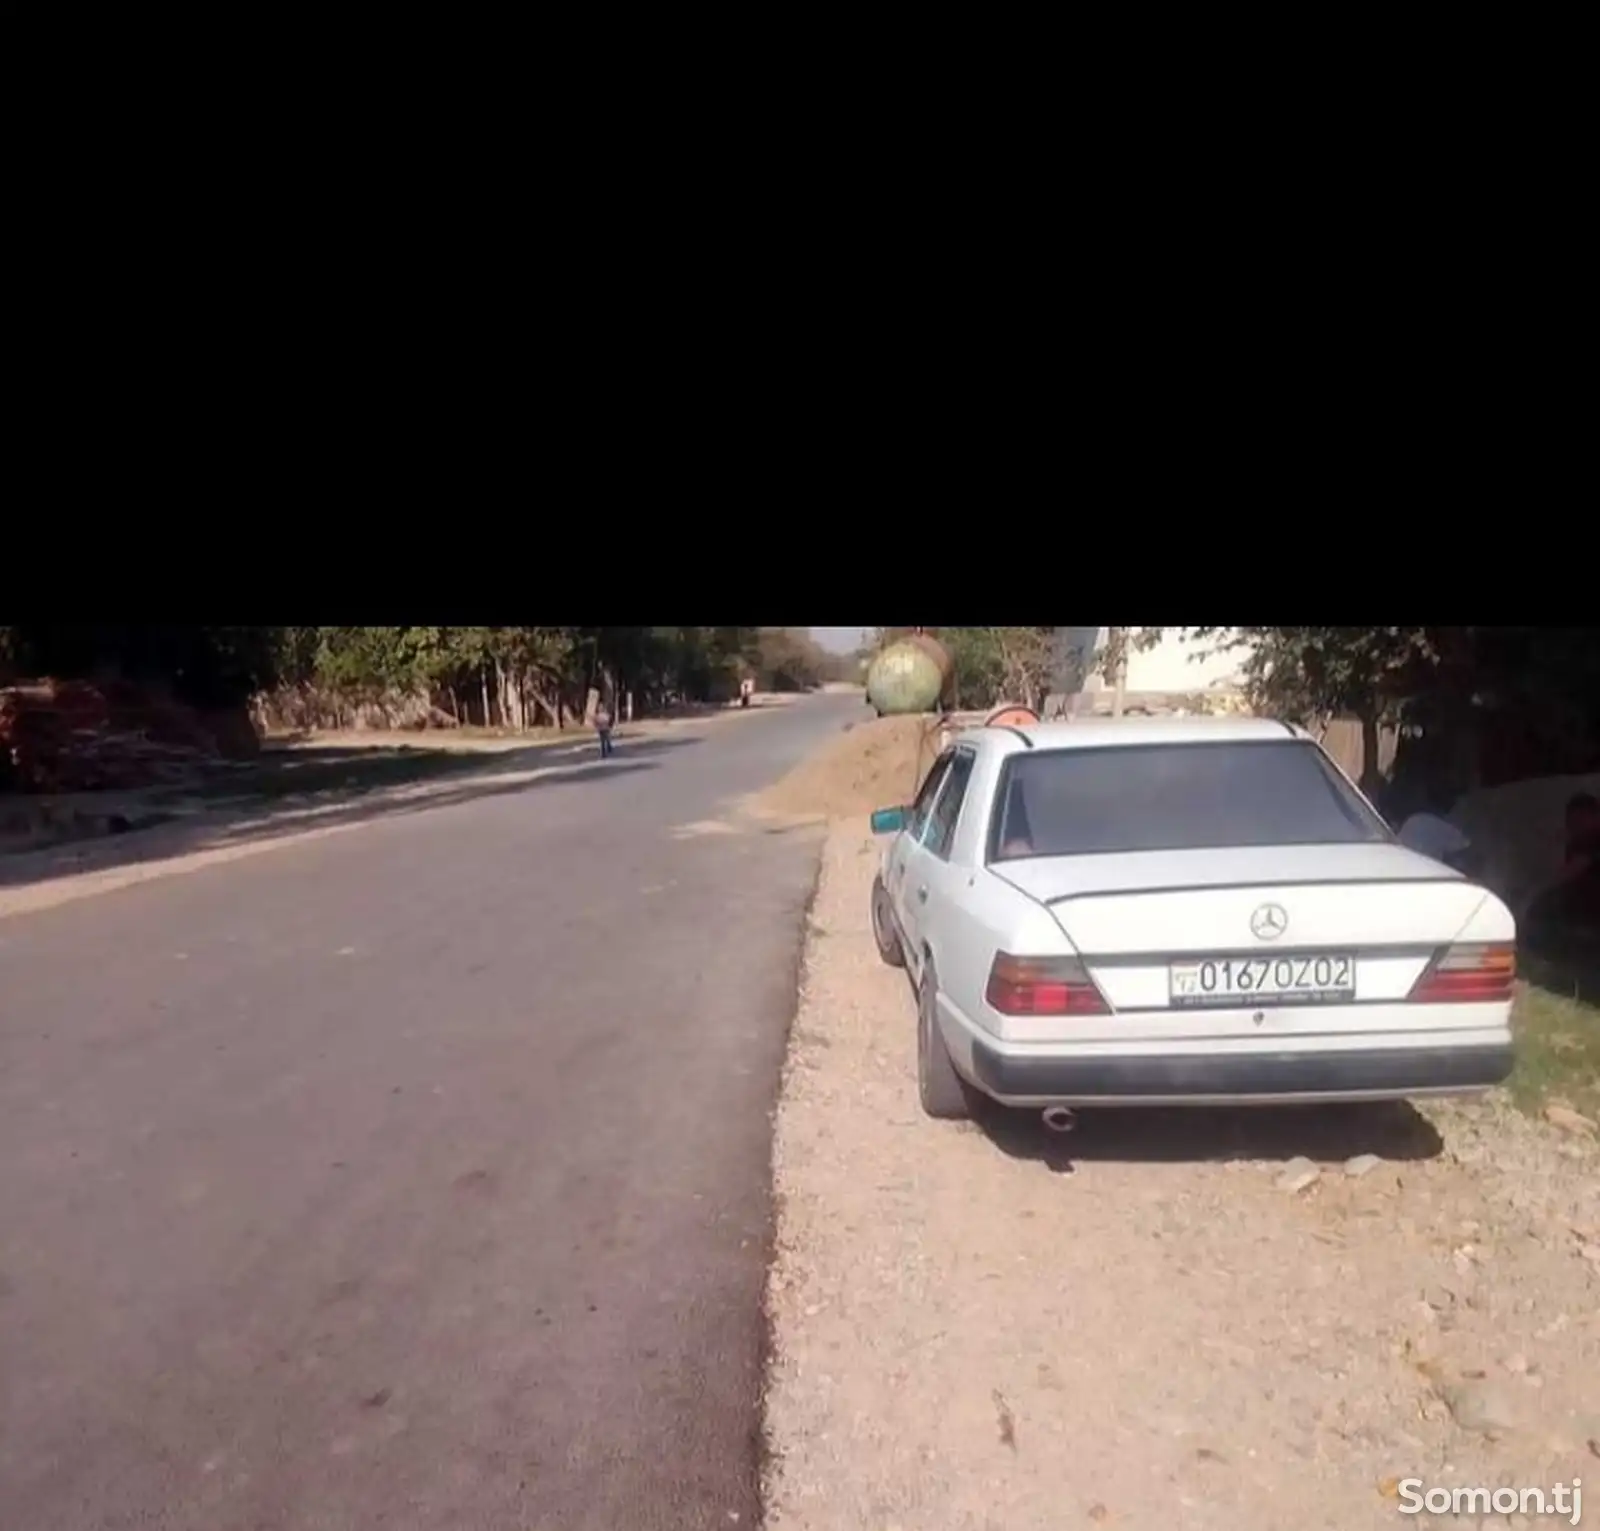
[1145,624,1600,792]
[1409,626,1600,788]
[3,625,287,710]
[755,628,833,692]
[1148,627,1437,791]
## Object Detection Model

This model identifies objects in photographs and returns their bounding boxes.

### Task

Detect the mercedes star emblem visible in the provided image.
[1250,903,1288,941]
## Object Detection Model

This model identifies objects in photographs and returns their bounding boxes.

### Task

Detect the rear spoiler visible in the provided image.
[1042,874,1465,906]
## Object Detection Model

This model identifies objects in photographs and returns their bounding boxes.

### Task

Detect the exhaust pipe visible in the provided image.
[1041,1106,1077,1133]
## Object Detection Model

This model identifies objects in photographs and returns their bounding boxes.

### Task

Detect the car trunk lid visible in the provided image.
[990,844,1490,1036]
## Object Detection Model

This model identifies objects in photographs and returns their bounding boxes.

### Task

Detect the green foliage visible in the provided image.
[9,624,1594,764]
[3,625,285,708]
[1159,626,1600,741]
[308,628,422,697]
[1466,627,1600,745]
[1143,626,1600,791]
[1176,627,1439,724]
[258,625,779,723]
[1508,985,1600,1119]
[0,625,784,726]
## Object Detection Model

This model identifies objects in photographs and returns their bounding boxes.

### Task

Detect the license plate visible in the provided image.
[1169,953,1355,1007]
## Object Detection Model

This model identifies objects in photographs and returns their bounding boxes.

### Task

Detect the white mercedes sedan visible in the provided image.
[868,718,1516,1122]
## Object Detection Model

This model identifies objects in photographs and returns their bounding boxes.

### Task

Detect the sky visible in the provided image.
[810,626,870,653]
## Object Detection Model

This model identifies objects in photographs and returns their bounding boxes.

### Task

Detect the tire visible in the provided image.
[918,961,975,1120]
[871,877,906,968]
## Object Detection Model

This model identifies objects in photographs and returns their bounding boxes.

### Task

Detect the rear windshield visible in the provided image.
[988,740,1391,860]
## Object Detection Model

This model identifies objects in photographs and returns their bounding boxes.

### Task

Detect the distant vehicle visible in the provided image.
[867,718,1516,1123]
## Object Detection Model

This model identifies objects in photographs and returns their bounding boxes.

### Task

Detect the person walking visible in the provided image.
[594,697,614,759]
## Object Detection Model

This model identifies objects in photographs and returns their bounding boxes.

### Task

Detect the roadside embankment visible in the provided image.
[748,715,944,824]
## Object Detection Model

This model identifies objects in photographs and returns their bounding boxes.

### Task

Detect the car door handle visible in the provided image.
[916,886,928,903]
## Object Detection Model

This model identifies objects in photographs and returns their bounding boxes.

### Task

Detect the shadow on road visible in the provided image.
[977,1098,1444,1175]
[590,735,705,761]
[0,753,667,893]
[156,743,539,802]
[200,730,703,799]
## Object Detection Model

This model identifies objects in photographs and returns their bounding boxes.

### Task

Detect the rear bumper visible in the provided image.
[965,1038,1515,1107]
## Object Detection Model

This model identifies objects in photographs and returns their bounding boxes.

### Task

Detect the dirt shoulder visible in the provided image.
[763,825,1600,1531]
[749,714,943,823]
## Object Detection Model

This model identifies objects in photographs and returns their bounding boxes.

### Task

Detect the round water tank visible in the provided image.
[866,636,954,716]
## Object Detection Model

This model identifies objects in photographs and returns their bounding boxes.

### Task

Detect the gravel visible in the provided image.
[762,826,1600,1530]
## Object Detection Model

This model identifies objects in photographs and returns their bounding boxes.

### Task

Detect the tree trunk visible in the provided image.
[1359,712,1382,797]
[527,686,557,727]
[479,669,491,729]
[1102,627,1128,718]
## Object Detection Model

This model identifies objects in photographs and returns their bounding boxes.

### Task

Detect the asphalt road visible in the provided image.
[0,693,862,1531]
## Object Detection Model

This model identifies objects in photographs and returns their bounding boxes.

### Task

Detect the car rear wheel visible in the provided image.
[871,876,905,967]
[918,961,975,1120]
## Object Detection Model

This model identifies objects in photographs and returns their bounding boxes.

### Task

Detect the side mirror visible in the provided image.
[870,805,907,835]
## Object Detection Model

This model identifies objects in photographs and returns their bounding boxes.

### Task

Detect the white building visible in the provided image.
[1049,628,1252,714]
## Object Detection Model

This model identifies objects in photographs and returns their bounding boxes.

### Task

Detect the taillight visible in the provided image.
[985,952,1109,1016]
[1408,942,1515,1003]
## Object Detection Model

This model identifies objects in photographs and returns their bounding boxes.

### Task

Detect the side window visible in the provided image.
[924,750,976,859]
[990,770,1035,861]
[905,754,952,841]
